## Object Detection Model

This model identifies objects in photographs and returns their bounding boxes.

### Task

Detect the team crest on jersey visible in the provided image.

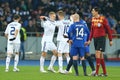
[98,23,101,27]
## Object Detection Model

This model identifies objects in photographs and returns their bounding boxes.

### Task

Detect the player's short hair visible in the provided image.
[13,14,21,20]
[73,13,80,20]
[76,11,83,19]
[93,7,101,14]
[49,11,56,16]
[57,10,65,17]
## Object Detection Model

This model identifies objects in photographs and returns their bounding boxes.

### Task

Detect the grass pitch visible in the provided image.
[0,66,120,80]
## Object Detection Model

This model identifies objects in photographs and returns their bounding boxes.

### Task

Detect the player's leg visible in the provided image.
[57,41,64,72]
[99,37,107,76]
[40,51,47,72]
[40,41,47,72]
[71,47,79,76]
[5,43,13,72]
[65,55,72,72]
[5,53,12,72]
[95,50,101,76]
[58,53,63,72]
[63,42,72,73]
[79,47,87,76]
[86,53,96,75]
[48,42,57,73]
[81,58,87,76]
[100,53,107,76]
[93,37,102,76]
[64,43,70,64]
[48,49,57,73]
[85,46,95,75]
[64,53,72,73]
[95,36,106,76]
[65,53,70,64]
[13,43,20,72]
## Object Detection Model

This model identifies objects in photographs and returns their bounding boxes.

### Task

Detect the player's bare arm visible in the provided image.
[5,34,8,39]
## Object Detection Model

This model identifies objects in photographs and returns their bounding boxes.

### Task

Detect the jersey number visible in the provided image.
[76,28,84,37]
[64,25,69,34]
[10,27,15,35]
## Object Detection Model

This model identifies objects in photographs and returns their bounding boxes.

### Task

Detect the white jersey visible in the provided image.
[5,21,21,43]
[41,19,56,42]
[56,19,72,41]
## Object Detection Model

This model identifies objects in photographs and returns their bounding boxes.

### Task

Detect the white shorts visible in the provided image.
[41,41,57,52]
[7,43,20,54]
[57,41,69,53]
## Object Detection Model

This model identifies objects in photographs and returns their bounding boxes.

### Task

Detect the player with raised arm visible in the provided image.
[67,13,90,76]
[40,11,58,73]
[56,10,72,73]
[5,14,21,72]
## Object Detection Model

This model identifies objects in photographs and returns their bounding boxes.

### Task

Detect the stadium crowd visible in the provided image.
[0,0,120,36]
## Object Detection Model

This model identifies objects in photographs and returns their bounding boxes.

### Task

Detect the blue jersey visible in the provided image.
[79,19,89,42]
[79,19,90,53]
[68,21,90,48]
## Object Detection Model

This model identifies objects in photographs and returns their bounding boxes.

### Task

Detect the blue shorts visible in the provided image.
[70,47,85,57]
[85,46,90,53]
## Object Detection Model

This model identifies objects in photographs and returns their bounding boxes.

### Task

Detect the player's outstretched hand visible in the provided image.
[40,16,47,21]
[9,37,16,41]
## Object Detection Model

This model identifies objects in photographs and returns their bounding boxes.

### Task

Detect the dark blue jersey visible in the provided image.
[68,21,90,47]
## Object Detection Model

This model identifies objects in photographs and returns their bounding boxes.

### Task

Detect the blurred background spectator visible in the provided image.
[0,0,120,37]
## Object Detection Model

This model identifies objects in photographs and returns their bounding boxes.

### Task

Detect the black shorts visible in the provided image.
[94,36,106,52]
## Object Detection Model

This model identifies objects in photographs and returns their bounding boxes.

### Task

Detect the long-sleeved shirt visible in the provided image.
[89,15,112,41]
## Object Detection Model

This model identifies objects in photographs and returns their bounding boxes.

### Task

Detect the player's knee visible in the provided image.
[95,50,101,58]
[7,53,12,58]
[15,52,19,55]
[52,50,58,56]
[58,53,62,57]
[80,57,85,60]
[41,52,47,57]
[65,53,69,57]
[85,53,90,57]
[73,56,78,60]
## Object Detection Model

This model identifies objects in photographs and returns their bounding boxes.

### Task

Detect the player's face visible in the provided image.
[91,9,98,17]
[50,14,56,21]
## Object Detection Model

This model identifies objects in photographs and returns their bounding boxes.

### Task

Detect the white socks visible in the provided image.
[58,56,63,71]
[6,56,11,70]
[49,55,57,68]
[40,56,45,70]
[66,56,70,64]
[14,54,19,69]
[6,54,19,70]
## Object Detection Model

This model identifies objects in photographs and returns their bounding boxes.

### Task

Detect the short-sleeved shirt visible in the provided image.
[5,21,21,43]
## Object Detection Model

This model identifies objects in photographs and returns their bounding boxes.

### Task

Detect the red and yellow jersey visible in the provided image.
[89,16,112,41]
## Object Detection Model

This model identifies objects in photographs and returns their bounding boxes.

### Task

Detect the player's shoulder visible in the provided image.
[100,15,105,20]
[15,22,21,26]
[80,19,87,24]
[70,23,75,28]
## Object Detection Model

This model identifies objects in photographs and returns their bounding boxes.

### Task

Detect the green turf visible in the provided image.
[0,66,120,80]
